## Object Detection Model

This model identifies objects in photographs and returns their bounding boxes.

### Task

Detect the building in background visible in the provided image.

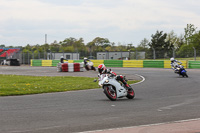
[47,52,80,60]
[97,51,145,60]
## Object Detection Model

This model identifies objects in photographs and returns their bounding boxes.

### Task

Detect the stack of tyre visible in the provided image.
[62,63,69,72]
[57,63,62,72]
[73,63,80,72]
[57,63,84,72]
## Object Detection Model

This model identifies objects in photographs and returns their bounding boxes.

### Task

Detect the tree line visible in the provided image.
[1,23,200,59]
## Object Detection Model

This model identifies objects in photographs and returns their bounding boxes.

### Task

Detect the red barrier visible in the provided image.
[74,63,80,72]
[62,63,68,72]
[58,63,83,72]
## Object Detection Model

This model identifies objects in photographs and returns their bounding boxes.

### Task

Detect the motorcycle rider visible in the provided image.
[60,56,68,63]
[84,57,96,71]
[170,57,182,74]
[83,57,90,65]
[98,64,131,90]
[60,56,64,63]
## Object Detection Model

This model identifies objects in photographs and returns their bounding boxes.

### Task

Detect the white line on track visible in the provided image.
[131,74,145,85]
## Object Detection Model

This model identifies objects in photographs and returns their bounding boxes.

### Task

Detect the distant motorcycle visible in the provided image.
[84,61,96,71]
[174,64,188,78]
[95,74,135,101]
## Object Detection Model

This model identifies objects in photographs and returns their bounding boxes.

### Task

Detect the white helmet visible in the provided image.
[60,56,64,58]
[84,57,87,60]
[170,57,175,62]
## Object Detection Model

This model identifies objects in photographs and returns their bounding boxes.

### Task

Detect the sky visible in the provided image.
[0,0,200,47]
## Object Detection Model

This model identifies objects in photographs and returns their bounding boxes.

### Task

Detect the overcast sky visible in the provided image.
[0,0,200,47]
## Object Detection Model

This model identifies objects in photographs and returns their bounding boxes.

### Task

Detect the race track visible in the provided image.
[0,66,200,133]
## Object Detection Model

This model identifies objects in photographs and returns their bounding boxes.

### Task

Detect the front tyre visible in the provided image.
[126,88,135,99]
[182,72,188,78]
[104,86,117,101]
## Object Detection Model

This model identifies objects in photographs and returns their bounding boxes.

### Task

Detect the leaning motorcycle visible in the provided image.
[175,64,188,78]
[96,74,135,101]
[84,61,96,71]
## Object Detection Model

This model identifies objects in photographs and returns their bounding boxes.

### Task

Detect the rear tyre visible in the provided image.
[92,66,96,71]
[104,86,117,101]
[126,88,135,99]
[85,66,89,71]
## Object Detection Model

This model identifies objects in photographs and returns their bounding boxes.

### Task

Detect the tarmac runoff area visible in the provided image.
[1,66,200,133]
[81,118,200,133]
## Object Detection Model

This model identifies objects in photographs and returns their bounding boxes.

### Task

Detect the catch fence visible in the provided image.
[1,49,199,65]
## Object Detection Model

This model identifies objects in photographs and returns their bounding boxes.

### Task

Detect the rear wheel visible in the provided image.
[92,66,96,71]
[126,88,135,99]
[85,66,89,71]
[104,86,117,101]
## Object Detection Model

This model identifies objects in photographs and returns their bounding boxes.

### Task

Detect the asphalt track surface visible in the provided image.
[0,66,200,133]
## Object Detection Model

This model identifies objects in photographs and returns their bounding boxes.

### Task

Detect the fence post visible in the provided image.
[173,48,175,58]
[33,52,34,60]
[152,48,156,59]
[136,50,138,60]
[23,52,25,64]
[193,47,196,61]
[28,52,30,65]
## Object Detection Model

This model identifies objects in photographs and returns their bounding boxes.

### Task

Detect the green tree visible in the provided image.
[187,30,200,52]
[176,44,194,58]
[148,30,170,58]
[184,24,197,44]
[0,44,5,48]
[138,38,149,49]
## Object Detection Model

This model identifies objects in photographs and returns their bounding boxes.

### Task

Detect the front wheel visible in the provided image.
[126,88,135,99]
[182,72,188,78]
[104,86,117,101]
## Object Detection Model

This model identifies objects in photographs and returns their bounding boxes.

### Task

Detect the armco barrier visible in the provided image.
[104,60,123,67]
[42,60,52,66]
[31,59,200,69]
[123,60,143,68]
[68,60,74,63]
[188,61,200,69]
[164,60,171,68]
[73,60,83,63]
[90,60,104,67]
[164,60,187,68]
[31,60,42,66]
[52,60,60,67]
[143,60,164,68]
[180,60,187,68]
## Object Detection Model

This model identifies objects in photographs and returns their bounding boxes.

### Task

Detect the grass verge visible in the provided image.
[0,75,140,96]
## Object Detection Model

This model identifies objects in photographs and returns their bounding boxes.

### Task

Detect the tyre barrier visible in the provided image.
[57,63,84,72]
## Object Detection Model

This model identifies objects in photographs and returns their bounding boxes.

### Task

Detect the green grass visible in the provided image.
[0,75,140,96]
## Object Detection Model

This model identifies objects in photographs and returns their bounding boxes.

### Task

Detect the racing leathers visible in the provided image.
[84,58,90,66]
[171,60,182,74]
[171,60,182,70]
[98,69,131,89]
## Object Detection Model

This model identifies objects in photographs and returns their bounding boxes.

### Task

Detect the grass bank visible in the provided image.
[0,75,139,96]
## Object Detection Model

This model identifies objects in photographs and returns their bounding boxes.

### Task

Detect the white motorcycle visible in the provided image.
[84,61,96,71]
[96,74,135,101]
